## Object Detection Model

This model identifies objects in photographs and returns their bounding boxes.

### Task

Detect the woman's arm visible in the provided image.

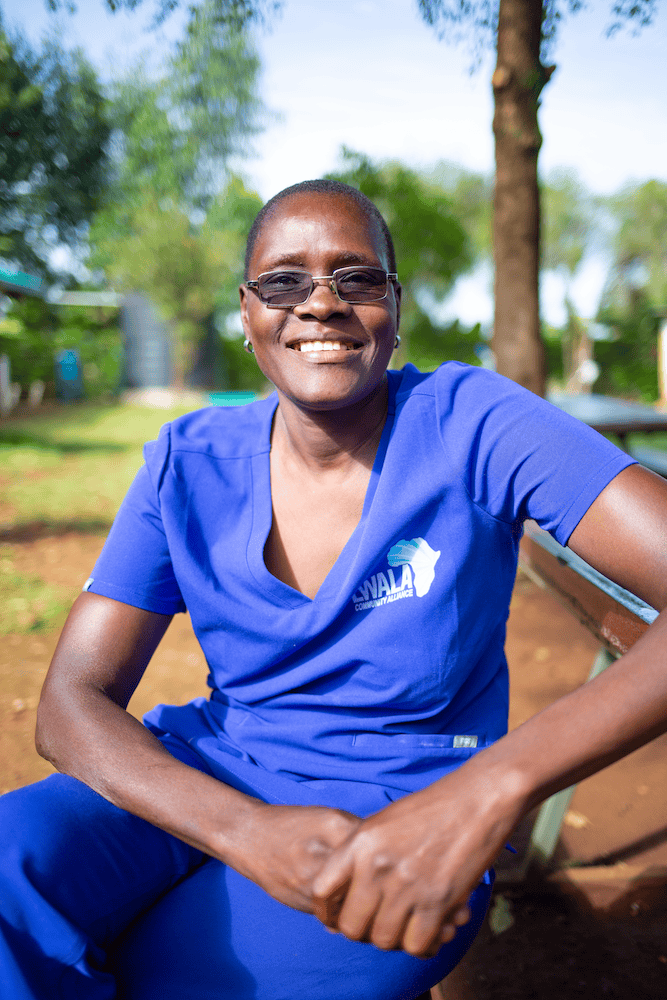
[312,464,667,956]
[36,592,360,912]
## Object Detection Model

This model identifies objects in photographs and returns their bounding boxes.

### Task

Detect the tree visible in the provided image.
[605,178,667,311]
[105,0,264,216]
[45,0,283,31]
[0,19,109,276]
[592,178,667,401]
[417,0,659,395]
[88,1,267,388]
[327,148,479,371]
[541,169,597,387]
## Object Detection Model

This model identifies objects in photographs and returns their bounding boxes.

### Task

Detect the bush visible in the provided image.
[0,297,123,399]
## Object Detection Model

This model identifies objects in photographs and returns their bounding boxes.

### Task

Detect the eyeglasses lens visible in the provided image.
[257,272,312,306]
[257,268,388,306]
[335,268,387,302]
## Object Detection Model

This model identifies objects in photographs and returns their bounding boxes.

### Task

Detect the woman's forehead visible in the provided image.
[250,193,387,270]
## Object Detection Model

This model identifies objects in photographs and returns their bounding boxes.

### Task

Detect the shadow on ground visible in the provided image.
[0,428,129,454]
[435,872,667,1000]
[0,519,114,542]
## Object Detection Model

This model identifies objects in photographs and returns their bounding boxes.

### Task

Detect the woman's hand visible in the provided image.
[310,763,522,958]
[227,803,362,914]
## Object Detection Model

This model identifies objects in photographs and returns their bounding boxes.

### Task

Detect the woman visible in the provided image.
[2,179,667,1000]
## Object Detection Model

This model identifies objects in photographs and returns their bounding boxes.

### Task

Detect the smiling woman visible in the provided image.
[3,180,667,1000]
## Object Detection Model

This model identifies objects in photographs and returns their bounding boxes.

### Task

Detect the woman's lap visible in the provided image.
[113,855,491,1000]
[0,772,491,1000]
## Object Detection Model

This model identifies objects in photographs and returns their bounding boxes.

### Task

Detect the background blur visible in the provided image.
[1,0,666,401]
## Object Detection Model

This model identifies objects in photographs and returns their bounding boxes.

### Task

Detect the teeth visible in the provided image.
[295,341,352,352]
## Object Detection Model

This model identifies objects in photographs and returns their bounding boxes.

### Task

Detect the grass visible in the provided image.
[0,402,195,535]
[0,401,197,633]
[0,545,71,636]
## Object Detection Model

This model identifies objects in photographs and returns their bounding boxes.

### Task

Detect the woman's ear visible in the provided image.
[239,284,252,341]
[394,281,402,333]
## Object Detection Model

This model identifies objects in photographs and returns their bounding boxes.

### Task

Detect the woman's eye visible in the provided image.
[263,272,302,290]
[339,269,381,289]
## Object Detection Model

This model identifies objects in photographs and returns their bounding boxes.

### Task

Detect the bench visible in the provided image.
[515,520,658,871]
[627,445,667,479]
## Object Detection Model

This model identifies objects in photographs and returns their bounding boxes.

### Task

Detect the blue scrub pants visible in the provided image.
[0,774,492,1000]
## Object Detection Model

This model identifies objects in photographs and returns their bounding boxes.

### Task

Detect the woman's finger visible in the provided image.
[451,904,471,927]
[401,905,449,957]
[311,849,355,926]
[334,879,384,942]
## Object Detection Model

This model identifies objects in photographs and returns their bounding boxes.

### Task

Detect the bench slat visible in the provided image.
[518,522,657,656]
[628,445,667,478]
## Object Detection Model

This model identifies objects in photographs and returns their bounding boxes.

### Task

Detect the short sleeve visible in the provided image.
[436,365,637,545]
[84,424,186,614]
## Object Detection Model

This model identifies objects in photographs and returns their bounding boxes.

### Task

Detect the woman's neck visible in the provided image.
[271,377,389,474]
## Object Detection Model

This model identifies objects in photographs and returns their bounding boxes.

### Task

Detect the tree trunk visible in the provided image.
[492,0,552,396]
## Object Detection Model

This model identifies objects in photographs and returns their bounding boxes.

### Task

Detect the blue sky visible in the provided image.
[3,0,666,324]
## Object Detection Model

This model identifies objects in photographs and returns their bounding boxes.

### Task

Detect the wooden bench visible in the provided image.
[515,521,658,872]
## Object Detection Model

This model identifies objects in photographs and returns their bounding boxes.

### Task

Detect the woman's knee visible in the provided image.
[0,774,202,942]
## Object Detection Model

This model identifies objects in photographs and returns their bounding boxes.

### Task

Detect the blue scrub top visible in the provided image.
[86,363,634,816]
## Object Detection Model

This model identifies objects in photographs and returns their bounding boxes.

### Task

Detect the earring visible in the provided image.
[394,335,401,349]
[243,339,254,354]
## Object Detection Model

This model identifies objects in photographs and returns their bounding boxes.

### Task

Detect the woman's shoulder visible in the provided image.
[147,394,278,463]
[391,361,533,414]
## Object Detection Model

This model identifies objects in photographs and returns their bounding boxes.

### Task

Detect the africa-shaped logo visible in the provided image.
[387,537,441,597]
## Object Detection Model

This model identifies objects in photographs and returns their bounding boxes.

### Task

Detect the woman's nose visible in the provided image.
[293,278,352,318]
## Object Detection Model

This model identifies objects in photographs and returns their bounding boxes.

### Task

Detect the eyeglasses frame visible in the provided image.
[245,266,399,309]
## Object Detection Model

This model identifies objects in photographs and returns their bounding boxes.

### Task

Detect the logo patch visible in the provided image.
[353,537,440,611]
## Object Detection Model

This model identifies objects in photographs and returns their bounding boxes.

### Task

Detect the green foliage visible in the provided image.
[104,0,264,215]
[427,161,493,259]
[87,1,267,391]
[0,20,109,275]
[541,169,595,281]
[327,148,476,368]
[594,294,661,402]
[90,176,264,390]
[0,297,123,398]
[46,0,283,31]
[604,179,667,311]
[417,0,657,60]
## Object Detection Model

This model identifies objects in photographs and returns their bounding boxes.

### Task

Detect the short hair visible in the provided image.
[243,179,397,279]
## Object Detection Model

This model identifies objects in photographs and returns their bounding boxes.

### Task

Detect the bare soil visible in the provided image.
[1,532,666,998]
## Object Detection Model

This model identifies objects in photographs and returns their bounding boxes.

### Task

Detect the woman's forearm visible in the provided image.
[35,592,264,866]
[459,605,667,818]
[36,680,263,866]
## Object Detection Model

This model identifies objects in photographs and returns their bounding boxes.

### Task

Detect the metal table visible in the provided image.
[549,393,667,476]
[549,392,667,446]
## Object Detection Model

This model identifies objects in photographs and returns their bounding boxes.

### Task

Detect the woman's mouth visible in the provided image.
[289,340,362,353]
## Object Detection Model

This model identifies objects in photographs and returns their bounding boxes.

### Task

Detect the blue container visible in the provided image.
[208,391,257,407]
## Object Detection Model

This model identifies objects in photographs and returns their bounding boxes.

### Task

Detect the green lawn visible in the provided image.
[0,402,195,533]
[0,402,196,635]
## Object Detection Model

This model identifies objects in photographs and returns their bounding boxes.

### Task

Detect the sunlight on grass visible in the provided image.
[0,402,199,633]
[0,547,71,636]
[0,403,195,531]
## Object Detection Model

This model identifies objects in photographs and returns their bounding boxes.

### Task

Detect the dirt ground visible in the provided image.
[1,531,666,997]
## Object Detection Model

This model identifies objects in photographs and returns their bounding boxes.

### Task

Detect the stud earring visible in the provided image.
[394,335,401,349]
[243,339,254,354]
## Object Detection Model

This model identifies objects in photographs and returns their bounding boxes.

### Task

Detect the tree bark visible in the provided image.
[492,0,551,396]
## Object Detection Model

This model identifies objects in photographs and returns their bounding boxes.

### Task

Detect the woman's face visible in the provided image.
[239,192,401,412]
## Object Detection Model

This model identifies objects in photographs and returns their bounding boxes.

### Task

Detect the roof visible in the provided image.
[0,268,43,299]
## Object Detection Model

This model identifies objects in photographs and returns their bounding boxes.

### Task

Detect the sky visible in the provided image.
[3,0,666,325]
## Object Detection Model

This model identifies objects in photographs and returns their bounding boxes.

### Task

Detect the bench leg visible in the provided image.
[523,646,617,868]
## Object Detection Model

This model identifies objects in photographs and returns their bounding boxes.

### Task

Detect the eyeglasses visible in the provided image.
[246,266,399,308]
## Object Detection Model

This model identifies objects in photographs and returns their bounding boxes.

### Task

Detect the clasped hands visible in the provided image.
[234,767,518,959]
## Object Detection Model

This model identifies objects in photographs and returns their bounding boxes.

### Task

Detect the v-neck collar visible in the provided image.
[247,377,398,609]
